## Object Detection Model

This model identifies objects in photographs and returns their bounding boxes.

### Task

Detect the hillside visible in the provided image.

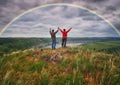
[0,38,51,56]
[80,40,120,55]
[1,37,119,56]
[0,45,120,85]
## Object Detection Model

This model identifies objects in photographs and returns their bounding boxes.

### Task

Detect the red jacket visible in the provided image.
[59,28,72,39]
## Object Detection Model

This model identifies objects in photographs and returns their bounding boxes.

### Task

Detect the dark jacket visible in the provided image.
[50,30,58,39]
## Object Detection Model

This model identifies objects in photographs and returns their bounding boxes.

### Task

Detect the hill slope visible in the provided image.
[0,46,120,85]
[0,38,51,56]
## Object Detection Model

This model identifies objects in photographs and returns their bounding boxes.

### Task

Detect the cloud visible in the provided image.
[1,6,119,37]
[0,0,120,37]
[72,0,120,33]
[0,0,8,6]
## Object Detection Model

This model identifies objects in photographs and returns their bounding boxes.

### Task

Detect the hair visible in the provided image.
[52,30,54,32]
[63,29,66,31]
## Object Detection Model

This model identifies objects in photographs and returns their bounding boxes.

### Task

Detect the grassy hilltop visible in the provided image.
[0,40,120,85]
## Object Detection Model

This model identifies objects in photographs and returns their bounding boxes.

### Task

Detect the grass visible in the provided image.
[0,40,120,85]
[80,40,120,55]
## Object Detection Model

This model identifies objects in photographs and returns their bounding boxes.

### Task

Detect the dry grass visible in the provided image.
[0,46,120,85]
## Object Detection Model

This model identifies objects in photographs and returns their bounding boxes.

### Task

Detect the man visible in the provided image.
[49,28,58,49]
[58,27,72,47]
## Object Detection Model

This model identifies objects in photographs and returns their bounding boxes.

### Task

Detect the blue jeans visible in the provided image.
[52,39,56,49]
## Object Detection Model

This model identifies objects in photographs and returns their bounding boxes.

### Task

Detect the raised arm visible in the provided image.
[49,28,52,34]
[55,29,58,34]
[58,27,63,32]
[66,27,72,33]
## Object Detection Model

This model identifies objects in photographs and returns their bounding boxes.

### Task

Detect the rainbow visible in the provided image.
[0,3,120,36]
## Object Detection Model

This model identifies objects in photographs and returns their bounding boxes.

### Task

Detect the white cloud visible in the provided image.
[0,0,120,37]
[1,5,119,37]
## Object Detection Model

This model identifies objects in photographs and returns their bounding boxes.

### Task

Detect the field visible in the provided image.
[0,39,120,85]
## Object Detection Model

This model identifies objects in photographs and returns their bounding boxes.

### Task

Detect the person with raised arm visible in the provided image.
[58,27,72,47]
[49,28,58,49]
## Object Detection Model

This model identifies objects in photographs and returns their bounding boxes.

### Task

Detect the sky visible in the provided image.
[0,0,120,37]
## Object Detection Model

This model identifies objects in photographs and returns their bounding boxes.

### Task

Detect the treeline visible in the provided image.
[0,37,120,56]
[0,38,50,56]
[80,40,120,55]
[68,37,120,42]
